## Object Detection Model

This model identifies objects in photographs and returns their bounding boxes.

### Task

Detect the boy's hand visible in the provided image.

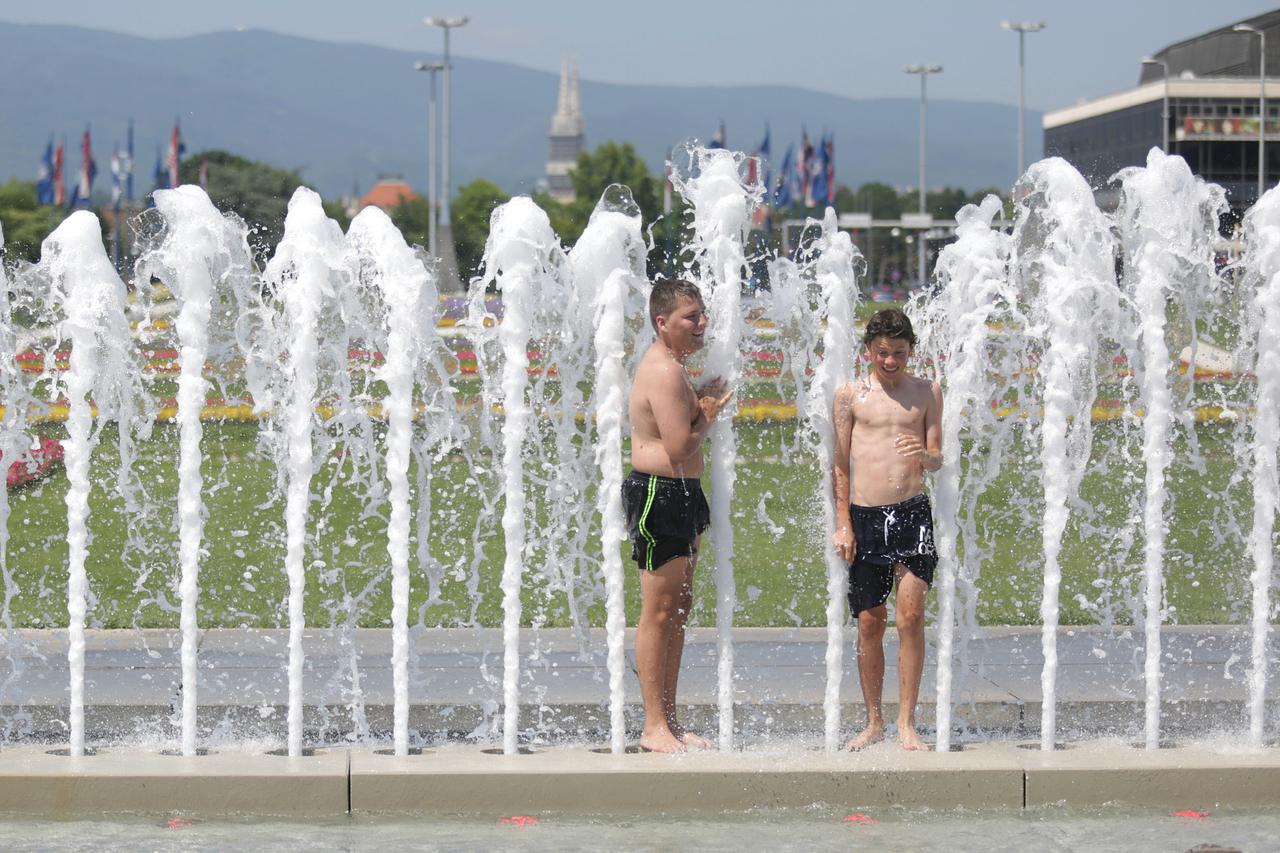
[697,382,734,425]
[833,524,856,563]
[895,433,926,457]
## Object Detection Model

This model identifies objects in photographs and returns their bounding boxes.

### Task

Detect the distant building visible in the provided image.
[359,179,419,211]
[1044,10,1280,210]
[545,58,585,203]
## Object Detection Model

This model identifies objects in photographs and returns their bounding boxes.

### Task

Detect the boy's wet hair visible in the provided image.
[648,278,704,331]
[863,307,917,347]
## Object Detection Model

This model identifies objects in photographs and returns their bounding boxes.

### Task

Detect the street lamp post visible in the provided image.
[424,15,469,291]
[1235,23,1267,201]
[414,61,446,257]
[1141,56,1170,153]
[905,64,941,288]
[1001,21,1045,181]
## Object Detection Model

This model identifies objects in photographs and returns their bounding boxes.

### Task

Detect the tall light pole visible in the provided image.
[906,64,941,288]
[414,61,445,257]
[1002,21,1045,181]
[425,15,468,291]
[1235,23,1267,201]
[1141,57,1170,153]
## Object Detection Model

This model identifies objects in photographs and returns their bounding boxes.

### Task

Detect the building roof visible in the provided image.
[359,179,418,210]
[1141,10,1280,83]
[1044,77,1278,128]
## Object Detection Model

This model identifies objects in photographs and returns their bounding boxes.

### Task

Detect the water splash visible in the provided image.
[670,144,760,748]
[568,186,647,753]
[1240,184,1280,749]
[1114,148,1226,749]
[910,195,1014,752]
[1012,159,1120,750]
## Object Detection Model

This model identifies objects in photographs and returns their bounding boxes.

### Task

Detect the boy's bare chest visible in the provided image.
[851,384,926,430]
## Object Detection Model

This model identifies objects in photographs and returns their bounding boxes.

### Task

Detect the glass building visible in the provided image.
[1044,11,1280,210]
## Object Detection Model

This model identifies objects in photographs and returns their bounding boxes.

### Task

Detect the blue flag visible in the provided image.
[36,138,54,205]
[774,144,795,208]
[809,133,829,207]
[126,120,135,203]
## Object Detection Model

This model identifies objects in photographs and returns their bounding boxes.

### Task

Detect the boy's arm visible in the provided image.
[650,364,727,464]
[832,385,855,562]
[920,381,943,473]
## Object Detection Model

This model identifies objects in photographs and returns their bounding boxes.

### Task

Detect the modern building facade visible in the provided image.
[545,59,585,203]
[1044,10,1280,209]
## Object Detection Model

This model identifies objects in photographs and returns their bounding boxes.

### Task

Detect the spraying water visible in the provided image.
[1240,185,1280,749]
[474,197,564,754]
[806,211,862,752]
[1012,160,1119,750]
[261,188,349,756]
[35,211,147,756]
[567,186,647,754]
[910,195,1013,752]
[345,205,436,756]
[671,145,759,748]
[140,185,256,755]
[1114,149,1225,749]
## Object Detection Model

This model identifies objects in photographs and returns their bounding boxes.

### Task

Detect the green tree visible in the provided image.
[569,141,661,226]
[177,150,311,262]
[0,180,57,264]
[448,179,510,280]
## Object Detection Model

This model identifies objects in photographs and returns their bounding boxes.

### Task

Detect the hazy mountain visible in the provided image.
[0,21,1042,200]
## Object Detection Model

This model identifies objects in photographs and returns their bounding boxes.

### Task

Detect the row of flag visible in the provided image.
[709,122,837,209]
[36,121,190,212]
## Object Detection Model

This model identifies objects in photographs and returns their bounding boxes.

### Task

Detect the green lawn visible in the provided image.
[1,416,1260,630]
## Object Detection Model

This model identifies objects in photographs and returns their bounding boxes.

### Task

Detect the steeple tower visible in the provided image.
[546,58,585,203]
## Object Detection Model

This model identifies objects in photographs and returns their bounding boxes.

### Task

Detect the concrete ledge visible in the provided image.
[0,746,349,816]
[1023,743,1280,809]
[349,744,1026,813]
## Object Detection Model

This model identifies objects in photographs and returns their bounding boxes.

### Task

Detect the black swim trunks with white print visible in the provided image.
[847,492,936,618]
[621,470,711,571]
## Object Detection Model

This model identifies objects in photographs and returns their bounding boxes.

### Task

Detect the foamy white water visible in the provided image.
[1241,185,1280,749]
[1012,160,1118,750]
[262,188,348,757]
[143,185,256,755]
[568,188,646,754]
[808,210,862,752]
[672,146,758,748]
[477,197,563,754]
[346,206,435,756]
[1114,149,1225,750]
[912,195,1013,752]
[37,211,141,756]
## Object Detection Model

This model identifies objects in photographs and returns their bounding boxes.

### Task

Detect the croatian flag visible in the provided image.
[53,140,65,206]
[125,120,135,203]
[167,121,185,188]
[36,138,54,205]
[67,128,97,210]
[809,133,829,208]
[747,124,770,192]
[111,148,124,209]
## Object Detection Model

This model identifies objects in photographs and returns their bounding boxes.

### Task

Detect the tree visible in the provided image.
[447,179,510,280]
[177,150,311,262]
[569,141,661,227]
[0,180,56,264]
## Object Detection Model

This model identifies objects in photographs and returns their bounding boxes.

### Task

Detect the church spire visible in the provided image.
[545,56,586,202]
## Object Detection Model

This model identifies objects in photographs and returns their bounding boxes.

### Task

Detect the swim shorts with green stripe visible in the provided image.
[621,470,711,571]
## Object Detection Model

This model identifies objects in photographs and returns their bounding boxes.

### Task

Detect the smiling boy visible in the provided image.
[623,278,732,753]
[832,308,942,751]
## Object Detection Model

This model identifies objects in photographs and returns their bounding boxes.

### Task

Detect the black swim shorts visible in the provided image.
[847,492,936,618]
[621,470,711,571]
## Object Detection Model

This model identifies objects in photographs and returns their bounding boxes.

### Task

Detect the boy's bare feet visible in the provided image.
[898,725,929,751]
[845,723,885,751]
[639,727,687,753]
[677,729,714,750]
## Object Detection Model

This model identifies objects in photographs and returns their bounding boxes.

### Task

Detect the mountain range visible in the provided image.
[0,21,1043,201]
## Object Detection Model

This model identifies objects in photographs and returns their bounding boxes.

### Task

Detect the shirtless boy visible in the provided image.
[832,308,942,751]
[623,278,732,753]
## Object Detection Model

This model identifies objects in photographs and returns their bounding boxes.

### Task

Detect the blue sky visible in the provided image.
[4,1,1276,108]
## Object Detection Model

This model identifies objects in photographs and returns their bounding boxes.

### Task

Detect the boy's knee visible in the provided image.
[895,607,924,633]
[857,607,888,638]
